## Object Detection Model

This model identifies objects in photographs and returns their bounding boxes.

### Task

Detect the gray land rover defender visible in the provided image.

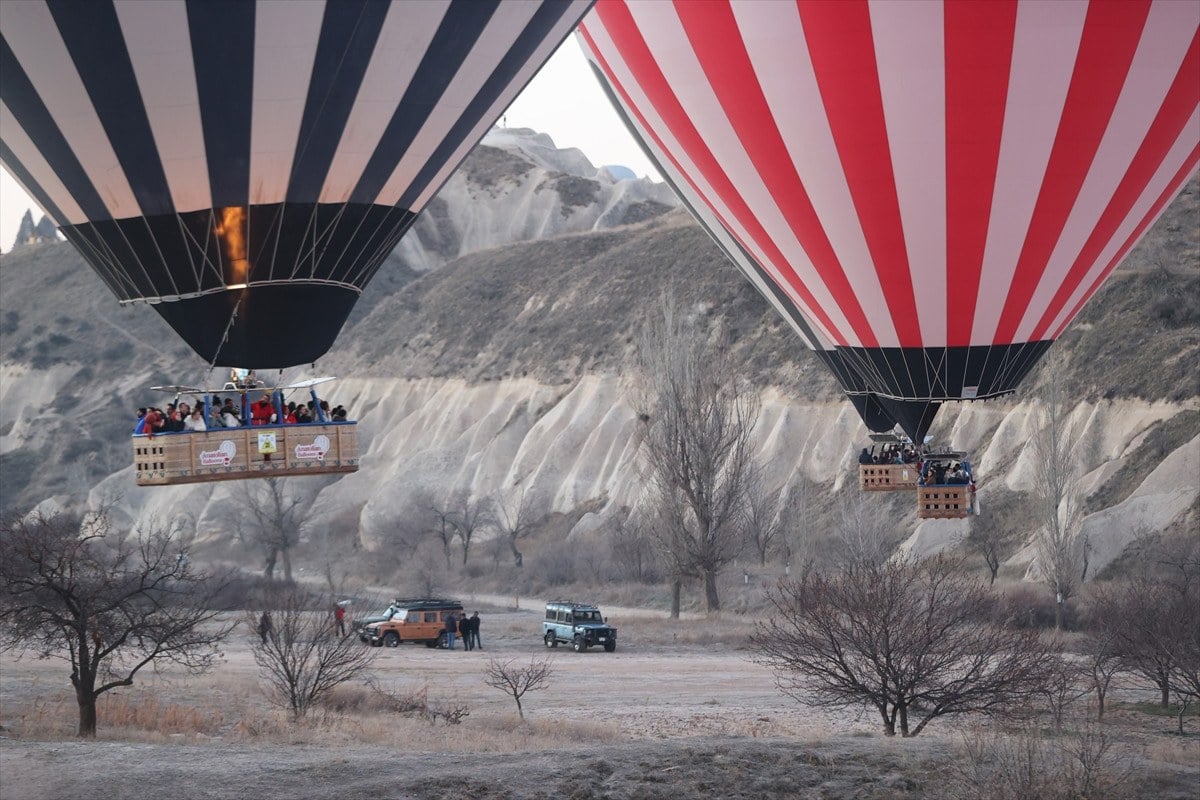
[543,601,616,652]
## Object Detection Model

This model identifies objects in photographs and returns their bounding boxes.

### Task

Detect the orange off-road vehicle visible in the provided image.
[358,598,463,648]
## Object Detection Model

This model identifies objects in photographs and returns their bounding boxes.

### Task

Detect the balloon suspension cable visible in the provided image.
[208,288,249,373]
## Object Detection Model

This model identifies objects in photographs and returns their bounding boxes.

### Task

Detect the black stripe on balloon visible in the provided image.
[57,201,418,368]
[349,0,497,205]
[187,0,255,209]
[46,0,173,217]
[396,0,582,209]
[830,342,1054,401]
[0,36,110,221]
[285,0,389,203]
[0,143,69,228]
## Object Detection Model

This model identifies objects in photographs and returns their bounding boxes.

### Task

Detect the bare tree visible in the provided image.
[411,490,457,570]
[1030,368,1087,629]
[753,556,1057,737]
[241,476,311,582]
[831,490,898,567]
[1089,576,1182,710]
[1172,613,1200,736]
[965,512,1018,585]
[251,588,377,720]
[1079,627,1123,721]
[635,294,758,612]
[483,656,554,720]
[778,480,815,577]
[453,493,492,566]
[608,513,658,583]
[494,485,535,568]
[0,509,233,736]
[745,473,786,567]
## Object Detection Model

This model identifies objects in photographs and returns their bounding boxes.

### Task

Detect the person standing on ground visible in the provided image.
[443,612,457,650]
[258,611,272,645]
[458,613,472,651]
[470,611,482,650]
[334,604,346,637]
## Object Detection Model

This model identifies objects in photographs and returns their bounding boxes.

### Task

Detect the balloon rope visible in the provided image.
[208,288,249,371]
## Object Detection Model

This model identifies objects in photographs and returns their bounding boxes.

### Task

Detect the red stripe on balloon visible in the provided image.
[944,0,1017,347]
[992,0,1152,345]
[1049,143,1199,341]
[674,1,878,348]
[797,0,921,347]
[588,0,848,346]
[1032,30,1200,341]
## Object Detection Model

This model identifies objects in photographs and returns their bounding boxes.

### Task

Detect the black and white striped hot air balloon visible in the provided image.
[1,0,592,368]
[578,0,1199,441]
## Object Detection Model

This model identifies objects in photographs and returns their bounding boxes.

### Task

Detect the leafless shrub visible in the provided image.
[753,555,1058,736]
[950,723,1135,800]
[368,679,469,725]
[483,656,555,720]
[250,589,378,720]
[1040,652,1091,733]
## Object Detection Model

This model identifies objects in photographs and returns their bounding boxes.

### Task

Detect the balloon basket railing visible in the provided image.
[858,463,920,492]
[132,422,358,486]
[916,484,973,520]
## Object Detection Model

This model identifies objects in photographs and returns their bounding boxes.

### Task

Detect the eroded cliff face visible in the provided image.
[78,373,1198,579]
[2,129,1197,584]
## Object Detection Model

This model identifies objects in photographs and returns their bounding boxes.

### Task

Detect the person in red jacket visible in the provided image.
[251,394,275,426]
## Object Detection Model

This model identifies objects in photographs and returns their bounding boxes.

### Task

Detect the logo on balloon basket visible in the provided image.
[294,435,331,462]
[199,440,236,467]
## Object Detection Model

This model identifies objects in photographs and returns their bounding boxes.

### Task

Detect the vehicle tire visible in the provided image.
[424,639,438,648]
[572,636,586,652]
[604,641,616,653]
[383,631,400,648]
[437,632,447,649]
[544,632,558,649]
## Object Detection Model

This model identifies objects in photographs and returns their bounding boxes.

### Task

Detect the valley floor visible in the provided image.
[1,607,1196,799]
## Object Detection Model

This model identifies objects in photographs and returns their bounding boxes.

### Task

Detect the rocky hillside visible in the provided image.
[0,128,1196,586]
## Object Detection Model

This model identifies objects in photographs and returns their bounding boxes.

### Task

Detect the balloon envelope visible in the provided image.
[1,0,592,368]
[578,0,1199,440]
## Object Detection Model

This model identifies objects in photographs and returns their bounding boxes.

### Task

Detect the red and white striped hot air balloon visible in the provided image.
[578,0,1199,441]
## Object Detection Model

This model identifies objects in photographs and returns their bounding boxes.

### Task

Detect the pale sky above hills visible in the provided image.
[0,35,658,253]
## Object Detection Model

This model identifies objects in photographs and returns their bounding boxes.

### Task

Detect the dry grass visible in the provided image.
[5,691,226,741]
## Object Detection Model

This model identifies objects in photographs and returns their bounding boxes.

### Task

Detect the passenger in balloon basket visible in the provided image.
[133,408,148,435]
[143,407,165,439]
[184,408,207,432]
[251,394,275,426]
[164,403,184,432]
[858,447,872,465]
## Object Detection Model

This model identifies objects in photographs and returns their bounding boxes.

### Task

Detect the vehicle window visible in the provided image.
[557,610,568,623]
[424,611,438,622]
[546,609,555,621]
[406,612,420,623]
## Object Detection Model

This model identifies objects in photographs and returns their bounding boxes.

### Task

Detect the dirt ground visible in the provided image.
[1,605,1197,800]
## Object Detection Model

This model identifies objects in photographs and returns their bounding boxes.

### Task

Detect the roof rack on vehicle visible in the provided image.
[391,597,462,606]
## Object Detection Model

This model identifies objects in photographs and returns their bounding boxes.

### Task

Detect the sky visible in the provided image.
[0,34,660,254]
